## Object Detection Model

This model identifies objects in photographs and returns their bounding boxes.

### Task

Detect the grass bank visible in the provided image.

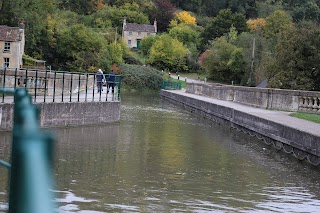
[290,112,320,124]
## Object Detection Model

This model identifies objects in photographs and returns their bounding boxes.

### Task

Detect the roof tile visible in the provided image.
[0,26,23,41]
[124,23,155,33]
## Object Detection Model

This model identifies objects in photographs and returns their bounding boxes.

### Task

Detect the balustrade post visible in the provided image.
[307,97,313,112]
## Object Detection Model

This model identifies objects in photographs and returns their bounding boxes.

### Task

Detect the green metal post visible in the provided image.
[8,88,55,213]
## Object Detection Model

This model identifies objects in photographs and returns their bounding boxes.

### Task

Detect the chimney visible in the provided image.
[154,19,157,33]
[19,19,25,29]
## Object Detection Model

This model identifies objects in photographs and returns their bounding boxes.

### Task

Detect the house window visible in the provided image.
[4,42,10,52]
[129,31,132,35]
[128,40,131,46]
[4,58,9,67]
[138,32,141,36]
[147,33,150,36]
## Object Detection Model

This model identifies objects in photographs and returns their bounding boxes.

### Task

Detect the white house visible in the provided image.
[122,19,157,48]
[0,22,25,69]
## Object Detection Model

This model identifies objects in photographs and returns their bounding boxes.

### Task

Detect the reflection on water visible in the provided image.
[1,91,320,212]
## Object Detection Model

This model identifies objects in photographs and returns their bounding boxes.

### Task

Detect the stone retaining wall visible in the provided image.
[161,90,320,164]
[0,101,120,131]
[186,83,320,113]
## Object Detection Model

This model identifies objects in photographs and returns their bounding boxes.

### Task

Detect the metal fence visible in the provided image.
[0,68,122,103]
[161,80,182,90]
[0,88,56,213]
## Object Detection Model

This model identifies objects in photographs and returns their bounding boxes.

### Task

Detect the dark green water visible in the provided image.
[1,92,320,212]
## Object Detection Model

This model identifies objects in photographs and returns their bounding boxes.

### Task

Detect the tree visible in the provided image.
[58,0,97,15]
[149,34,188,72]
[267,24,320,90]
[247,18,267,32]
[103,4,149,28]
[203,37,246,84]
[140,35,157,56]
[175,11,197,25]
[200,9,248,50]
[168,25,200,47]
[150,0,176,32]
[291,0,320,22]
[56,24,108,71]
[264,10,293,38]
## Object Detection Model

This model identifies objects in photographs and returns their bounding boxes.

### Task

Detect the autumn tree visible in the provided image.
[175,11,197,25]
[247,18,267,32]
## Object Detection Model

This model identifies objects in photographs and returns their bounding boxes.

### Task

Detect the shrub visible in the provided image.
[118,64,163,90]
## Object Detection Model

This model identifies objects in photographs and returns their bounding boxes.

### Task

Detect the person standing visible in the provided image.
[107,69,115,94]
[96,68,104,93]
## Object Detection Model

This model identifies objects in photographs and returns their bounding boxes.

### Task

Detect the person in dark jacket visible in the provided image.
[107,69,115,94]
[96,69,104,93]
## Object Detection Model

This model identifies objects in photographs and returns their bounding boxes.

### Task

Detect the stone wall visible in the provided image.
[160,90,320,163]
[186,83,320,113]
[0,101,120,131]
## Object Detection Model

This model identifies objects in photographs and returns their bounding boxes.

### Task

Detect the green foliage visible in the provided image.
[168,25,200,48]
[58,0,98,15]
[200,9,248,50]
[170,0,257,18]
[56,24,108,71]
[140,36,157,56]
[119,64,163,90]
[149,34,189,72]
[264,10,293,38]
[267,24,320,90]
[104,4,150,28]
[203,37,246,84]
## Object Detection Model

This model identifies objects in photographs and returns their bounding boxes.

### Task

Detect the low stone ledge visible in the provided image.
[0,101,120,131]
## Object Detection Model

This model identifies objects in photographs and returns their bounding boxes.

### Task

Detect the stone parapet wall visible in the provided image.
[186,83,320,113]
[0,101,120,131]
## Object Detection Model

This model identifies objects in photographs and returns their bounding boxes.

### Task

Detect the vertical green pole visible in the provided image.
[1,67,6,103]
[9,88,55,213]
[85,73,88,102]
[14,68,17,89]
[44,69,48,103]
[62,72,65,102]
[117,76,121,100]
[70,73,73,102]
[77,73,81,102]
[25,69,28,89]
[34,70,38,103]
[53,71,56,103]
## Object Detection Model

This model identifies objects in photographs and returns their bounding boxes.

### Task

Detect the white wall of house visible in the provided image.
[123,31,156,48]
[0,27,25,69]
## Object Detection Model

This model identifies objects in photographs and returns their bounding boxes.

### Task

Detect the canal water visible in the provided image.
[1,91,320,212]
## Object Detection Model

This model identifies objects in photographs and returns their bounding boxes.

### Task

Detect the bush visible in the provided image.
[118,64,163,90]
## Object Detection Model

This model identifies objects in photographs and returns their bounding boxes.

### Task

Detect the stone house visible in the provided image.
[0,22,25,69]
[122,19,157,48]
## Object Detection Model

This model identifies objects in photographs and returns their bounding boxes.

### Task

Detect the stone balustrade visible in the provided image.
[186,83,320,114]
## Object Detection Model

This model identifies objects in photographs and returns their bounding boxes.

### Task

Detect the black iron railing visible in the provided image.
[0,68,122,103]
